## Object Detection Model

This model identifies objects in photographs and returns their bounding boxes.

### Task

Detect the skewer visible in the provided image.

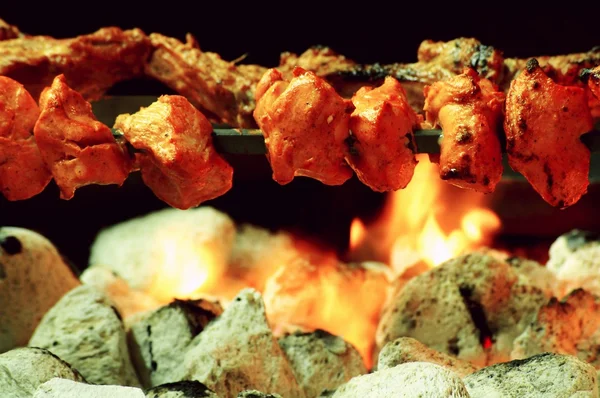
[113,128,600,155]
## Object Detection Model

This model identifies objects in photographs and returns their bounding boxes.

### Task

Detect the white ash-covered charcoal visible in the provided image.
[33,378,145,398]
[377,337,478,377]
[546,229,600,297]
[128,299,223,388]
[0,227,80,353]
[88,206,236,299]
[80,266,162,319]
[237,391,282,398]
[227,224,300,292]
[28,285,141,387]
[464,353,598,398]
[504,256,557,298]
[0,347,85,398]
[376,252,547,367]
[331,362,470,398]
[278,330,366,398]
[512,289,600,368]
[145,381,221,397]
[181,288,304,398]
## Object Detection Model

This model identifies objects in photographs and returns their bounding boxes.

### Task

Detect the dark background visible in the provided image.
[1,3,599,268]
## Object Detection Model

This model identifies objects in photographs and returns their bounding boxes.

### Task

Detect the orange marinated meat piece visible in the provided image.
[34,74,133,199]
[424,68,505,193]
[254,67,353,186]
[114,95,233,209]
[504,59,593,208]
[347,76,420,192]
[0,76,51,200]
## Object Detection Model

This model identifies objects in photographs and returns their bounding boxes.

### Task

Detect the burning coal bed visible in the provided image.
[2,206,600,398]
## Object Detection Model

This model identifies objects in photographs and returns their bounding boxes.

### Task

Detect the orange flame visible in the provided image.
[350,154,501,272]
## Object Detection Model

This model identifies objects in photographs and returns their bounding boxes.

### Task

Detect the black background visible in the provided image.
[1,3,599,268]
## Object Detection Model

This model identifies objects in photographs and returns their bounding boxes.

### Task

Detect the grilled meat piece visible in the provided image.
[424,68,505,193]
[0,27,150,101]
[254,67,354,186]
[584,65,600,100]
[145,33,267,128]
[279,46,357,77]
[114,95,233,209]
[0,19,24,41]
[504,59,593,208]
[34,75,132,199]
[0,76,51,200]
[347,76,420,192]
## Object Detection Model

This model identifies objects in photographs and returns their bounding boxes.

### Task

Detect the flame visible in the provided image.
[148,233,225,302]
[349,218,366,251]
[350,155,502,272]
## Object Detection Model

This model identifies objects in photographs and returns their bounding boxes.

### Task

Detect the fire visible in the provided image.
[349,154,502,271]
[349,218,366,251]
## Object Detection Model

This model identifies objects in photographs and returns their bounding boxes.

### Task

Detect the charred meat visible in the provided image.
[0,27,150,101]
[0,76,51,200]
[504,59,593,208]
[424,68,505,193]
[254,67,354,186]
[114,95,233,209]
[34,75,133,199]
[347,76,420,192]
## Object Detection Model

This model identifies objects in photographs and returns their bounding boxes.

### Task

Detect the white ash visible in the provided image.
[88,206,236,295]
[512,289,600,368]
[145,381,220,397]
[237,391,282,398]
[278,330,366,397]
[228,224,300,291]
[80,266,162,319]
[377,337,478,377]
[0,347,85,398]
[33,377,145,398]
[464,353,598,398]
[331,362,470,398]
[376,252,547,367]
[547,229,600,297]
[128,299,223,388]
[28,285,141,387]
[0,227,80,353]
[181,288,304,398]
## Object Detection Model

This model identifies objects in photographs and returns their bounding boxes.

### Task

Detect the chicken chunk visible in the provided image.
[585,66,600,101]
[346,76,420,191]
[0,19,23,41]
[504,59,593,208]
[423,68,505,193]
[34,74,133,199]
[0,27,150,101]
[0,76,51,200]
[145,33,266,128]
[253,67,354,186]
[114,95,233,209]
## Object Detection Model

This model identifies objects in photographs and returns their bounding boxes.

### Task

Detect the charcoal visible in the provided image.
[377,337,478,377]
[28,285,140,387]
[128,299,223,388]
[464,353,598,397]
[80,266,161,319]
[0,347,85,398]
[181,288,304,398]
[145,380,220,397]
[0,227,80,353]
[88,206,236,296]
[547,229,600,297]
[331,362,470,397]
[376,252,547,367]
[33,378,145,397]
[512,289,600,369]
[278,330,366,397]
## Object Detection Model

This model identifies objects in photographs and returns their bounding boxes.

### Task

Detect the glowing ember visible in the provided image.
[349,155,502,271]
[349,218,367,251]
